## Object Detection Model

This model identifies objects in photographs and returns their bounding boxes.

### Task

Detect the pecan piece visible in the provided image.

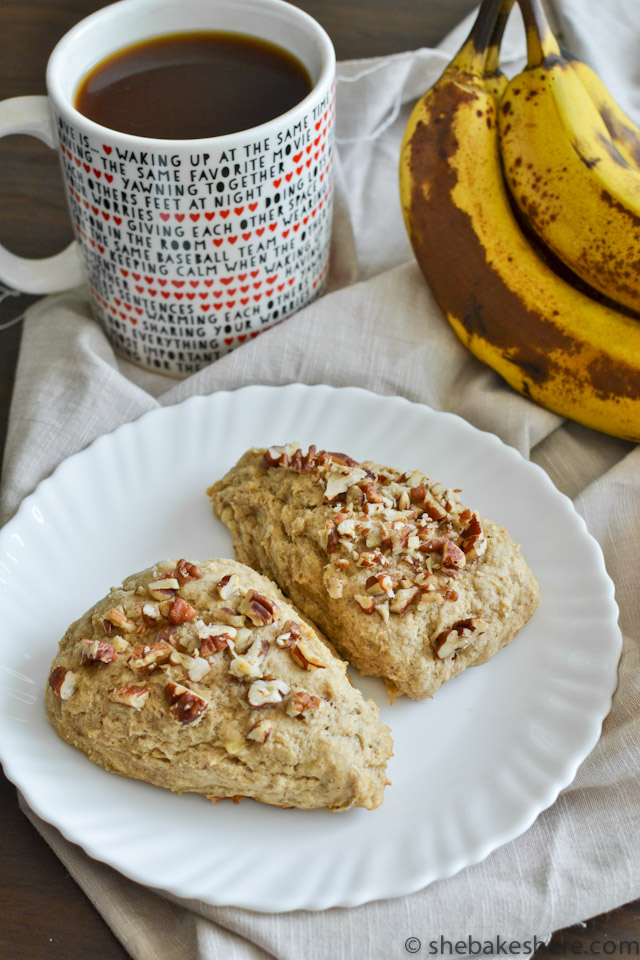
[81,639,118,664]
[441,540,466,577]
[390,586,419,614]
[167,596,197,625]
[240,590,279,626]
[325,520,340,555]
[289,639,325,671]
[459,515,486,561]
[165,681,208,724]
[131,641,173,671]
[109,685,150,710]
[217,573,240,600]
[104,607,136,634]
[247,678,290,707]
[48,667,78,700]
[286,691,321,719]
[246,719,273,743]
[172,559,202,584]
[354,594,376,614]
[434,618,489,659]
[148,577,180,600]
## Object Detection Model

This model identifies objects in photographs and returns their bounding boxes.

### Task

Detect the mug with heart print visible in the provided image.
[0,0,336,376]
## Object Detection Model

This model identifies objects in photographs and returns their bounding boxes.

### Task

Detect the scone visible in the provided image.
[46,558,392,811]
[208,444,540,700]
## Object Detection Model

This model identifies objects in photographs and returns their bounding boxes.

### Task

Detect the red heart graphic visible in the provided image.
[293,224,300,232]
[121,269,129,278]
[242,232,251,241]
[314,152,319,161]
[227,301,235,308]
[114,297,121,306]
[312,209,316,217]
[253,294,261,302]
[130,317,138,325]
[133,273,141,280]
[175,213,185,222]
[266,275,277,283]
[314,136,320,147]
[201,304,210,312]
[221,277,233,285]
[213,239,223,247]
[306,159,312,168]
[161,291,170,299]
[306,145,312,154]
[186,293,195,300]
[288,277,295,285]
[92,206,99,216]
[103,145,112,155]
[241,297,249,305]
[303,216,309,225]
[277,284,285,291]
[213,303,223,310]
[98,244,105,254]
[282,230,290,238]
[205,212,215,220]
[273,179,281,188]
[190,213,200,222]
[135,285,144,293]
[114,216,122,225]
[204,279,214,287]
[238,335,247,342]
[315,120,322,130]
[269,224,277,232]
[250,331,260,338]
[135,307,143,315]
[256,228,265,237]
[145,276,153,284]
[285,172,293,182]
[105,173,114,183]
[189,280,199,287]
[172,280,184,288]
[158,279,167,286]
[75,157,81,167]
[253,281,262,289]
[234,206,244,215]
[296,166,302,175]
[240,285,249,293]
[220,210,230,219]
[225,337,233,345]
[83,163,90,172]
[228,237,237,245]
[227,288,236,295]
[147,289,157,296]
[293,152,303,162]
[249,202,258,211]
[119,312,126,319]
[101,211,110,221]
[160,213,170,222]
[237,273,247,281]
[251,270,259,278]
[93,169,102,178]
[213,291,223,298]
[198,292,208,299]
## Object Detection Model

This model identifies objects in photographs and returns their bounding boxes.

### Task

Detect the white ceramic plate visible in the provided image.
[0,385,621,911]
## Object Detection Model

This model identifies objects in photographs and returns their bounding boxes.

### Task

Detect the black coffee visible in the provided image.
[74,31,312,139]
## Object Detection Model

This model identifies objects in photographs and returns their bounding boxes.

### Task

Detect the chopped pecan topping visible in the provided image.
[141,603,160,626]
[434,618,489,659]
[390,586,419,614]
[109,685,149,710]
[441,541,466,576]
[186,656,210,683]
[240,590,279,626]
[217,606,246,627]
[247,719,273,743]
[165,681,208,724]
[366,573,394,596]
[229,636,269,679]
[104,607,136,633]
[217,573,240,600]
[360,479,385,504]
[131,641,173,671]
[155,625,178,646]
[172,559,202,584]
[289,639,325,671]
[167,596,197,625]
[286,691,321,719]
[148,577,180,600]
[81,639,118,664]
[325,520,339,554]
[275,621,301,648]
[459,515,486,561]
[354,594,376,614]
[48,666,77,700]
[247,677,290,707]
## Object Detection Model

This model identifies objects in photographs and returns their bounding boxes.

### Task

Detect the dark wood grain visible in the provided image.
[0,2,637,959]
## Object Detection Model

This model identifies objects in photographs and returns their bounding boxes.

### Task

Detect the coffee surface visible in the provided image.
[74,31,312,139]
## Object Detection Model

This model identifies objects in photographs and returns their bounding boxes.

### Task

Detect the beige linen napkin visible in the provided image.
[2,4,640,958]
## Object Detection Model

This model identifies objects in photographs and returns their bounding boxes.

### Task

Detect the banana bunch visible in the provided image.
[399,0,640,442]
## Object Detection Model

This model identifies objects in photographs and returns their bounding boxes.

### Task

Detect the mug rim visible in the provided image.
[46,0,336,148]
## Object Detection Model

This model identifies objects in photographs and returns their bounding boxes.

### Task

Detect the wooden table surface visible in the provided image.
[1,2,638,958]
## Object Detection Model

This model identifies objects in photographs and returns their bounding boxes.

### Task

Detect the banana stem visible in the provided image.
[517,0,561,67]
[455,0,512,74]
[486,0,516,75]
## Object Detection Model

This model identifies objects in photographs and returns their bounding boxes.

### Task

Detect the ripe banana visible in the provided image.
[566,54,640,171]
[399,0,640,442]
[498,0,640,314]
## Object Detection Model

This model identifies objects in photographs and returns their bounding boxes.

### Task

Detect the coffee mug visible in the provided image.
[0,0,336,375]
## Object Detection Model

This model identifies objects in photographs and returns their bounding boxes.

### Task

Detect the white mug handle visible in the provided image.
[0,96,85,294]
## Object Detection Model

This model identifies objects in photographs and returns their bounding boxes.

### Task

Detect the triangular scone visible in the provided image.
[46,558,392,812]
[208,446,540,700]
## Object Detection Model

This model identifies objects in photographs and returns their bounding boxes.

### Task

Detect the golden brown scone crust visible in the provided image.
[208,446,540,700]
[45,558,392,812]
